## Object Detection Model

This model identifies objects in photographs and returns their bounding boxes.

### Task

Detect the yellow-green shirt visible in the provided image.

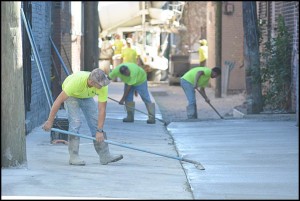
[121,47,137,63]
[113,39,124,55]
[62,71,108,102]
[198,45,208,62]
[109,63,146,86]
[182,67,212,87]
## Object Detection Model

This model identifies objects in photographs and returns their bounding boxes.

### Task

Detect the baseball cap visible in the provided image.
[199,39,207,45]
[89,68,110,87]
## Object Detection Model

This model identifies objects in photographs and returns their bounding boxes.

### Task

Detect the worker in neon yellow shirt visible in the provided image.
[198,39,208,66]
[189,39,208,66]
[43,69,123,166]
[108,62,156,124]
[121,38,138,63]
[112,34,124,55]
[181,66,221,119]
[112,34,125,81]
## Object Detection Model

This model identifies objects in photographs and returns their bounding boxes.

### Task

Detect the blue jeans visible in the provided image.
[180,78,196,106]
[124,81,152,104]
[65,97,98,137]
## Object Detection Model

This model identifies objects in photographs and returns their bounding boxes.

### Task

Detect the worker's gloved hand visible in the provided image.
[42,120,53,131]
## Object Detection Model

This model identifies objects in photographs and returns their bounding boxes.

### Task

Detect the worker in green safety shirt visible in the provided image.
[180,66,221,119]
[108,62,156,124]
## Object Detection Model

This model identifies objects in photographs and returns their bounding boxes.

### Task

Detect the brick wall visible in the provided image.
[207,2,216,87]
[221,2,245,93]
[25,2,84,134]
[51,2,83,82]
[51,1,71,99]
[207,1,245,94]
[281,1,299,112]
[25,2,52,133]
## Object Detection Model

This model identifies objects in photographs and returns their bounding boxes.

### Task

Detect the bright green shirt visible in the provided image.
[182,67,212,87]
[62,71,108,102]
[109,62,146,86]
[121,47,137,63]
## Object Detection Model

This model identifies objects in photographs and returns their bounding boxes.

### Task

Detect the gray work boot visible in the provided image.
[186,104,198,119]
[146,102,156,124]
[123,101,135,122]
[68,135,86,166]
[93,132,123,165]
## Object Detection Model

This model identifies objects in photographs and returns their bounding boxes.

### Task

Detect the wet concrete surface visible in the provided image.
[149,82,299,199]
[167,119,298,199]
[1,82,193,200]
[2,81,298,200]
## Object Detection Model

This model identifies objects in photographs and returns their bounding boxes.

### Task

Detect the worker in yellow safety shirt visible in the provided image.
[198,39,208,66]
[121,38,138,64]
[189,39,208,67]
[112,33,124,56]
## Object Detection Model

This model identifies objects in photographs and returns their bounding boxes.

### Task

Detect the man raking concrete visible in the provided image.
[43,69,123,166]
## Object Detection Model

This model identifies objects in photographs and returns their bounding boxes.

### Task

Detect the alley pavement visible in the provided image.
[150,82,299,200]
[2,81,299,200]
[1,82,193,200]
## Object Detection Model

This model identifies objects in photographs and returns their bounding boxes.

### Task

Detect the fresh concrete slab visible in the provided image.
[1,82,193,200]
[167,119,299,199]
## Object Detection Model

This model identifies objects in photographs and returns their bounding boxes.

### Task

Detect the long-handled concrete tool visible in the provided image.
[195,88,224,119]
[108,97,168,125]
[50,128,205,170]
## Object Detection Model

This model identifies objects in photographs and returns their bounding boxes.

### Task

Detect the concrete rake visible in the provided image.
[51,128,205,170]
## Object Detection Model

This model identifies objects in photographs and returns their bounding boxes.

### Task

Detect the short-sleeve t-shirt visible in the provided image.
[181,67,212,87]
[109,62,146,86]
[198,46,208,62]
[113,39,124,55]
[121,48,137,63]
[62,71,108,102]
